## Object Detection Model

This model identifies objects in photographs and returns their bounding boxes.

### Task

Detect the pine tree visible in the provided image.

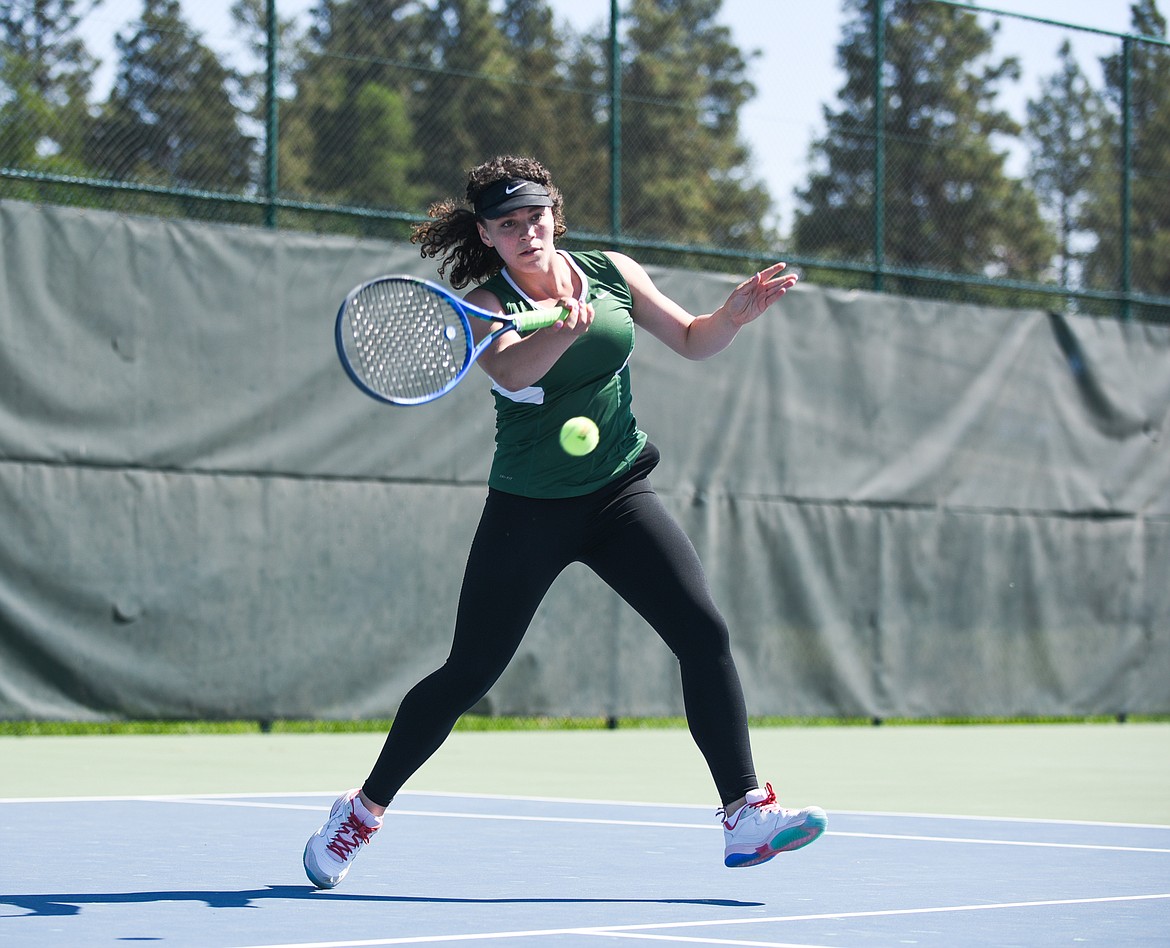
[279,0,601,232]
[617,0,775,256]
[1081,0,1170,316]
[414,0,519,192]
[494,0,602,207]
[792,0,1055,301]
[0,0,95,173]
[1024,40,1112,292]
[406,0,599,207]
[278,0,429,218]
[456,0,614,239]
[274,0,771,252]
[86,0,254,198]
[228,0,305,136]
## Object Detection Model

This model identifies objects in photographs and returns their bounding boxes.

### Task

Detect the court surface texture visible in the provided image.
[2,723,1168,946]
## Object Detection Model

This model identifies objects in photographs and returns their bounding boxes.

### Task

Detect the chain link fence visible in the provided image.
[2,0,1168,321]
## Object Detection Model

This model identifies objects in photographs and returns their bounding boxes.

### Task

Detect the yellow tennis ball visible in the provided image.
[559,416,599,456]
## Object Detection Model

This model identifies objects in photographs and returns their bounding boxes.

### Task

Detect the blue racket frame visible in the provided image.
[335,275,565,406]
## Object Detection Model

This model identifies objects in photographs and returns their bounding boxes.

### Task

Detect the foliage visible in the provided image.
[1025,40,1112,293]
[0,0,95,172]
[791,0,1057,305]
[1080,0,1170,315]
[615,0,775,252]
[273,0,773,253]
[1,0,1168,318]
[85,0,254,192]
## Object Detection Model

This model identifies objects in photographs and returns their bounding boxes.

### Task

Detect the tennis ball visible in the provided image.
[559,416,599,456]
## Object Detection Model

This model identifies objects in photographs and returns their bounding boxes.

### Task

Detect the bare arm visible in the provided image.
[607,253,798,360]
[462,286,594,392]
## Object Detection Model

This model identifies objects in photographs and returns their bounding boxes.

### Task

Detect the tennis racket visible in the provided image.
[335,275,567,406]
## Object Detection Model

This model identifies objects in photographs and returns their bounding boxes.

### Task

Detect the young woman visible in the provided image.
[304,155,825,888]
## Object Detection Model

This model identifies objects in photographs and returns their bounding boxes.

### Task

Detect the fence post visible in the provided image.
[609,0,622,248]
[872,0,886,292]
[1119,36,1133,320]
[264,0,279,229]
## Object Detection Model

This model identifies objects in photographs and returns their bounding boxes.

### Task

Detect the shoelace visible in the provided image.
[753,782,780,810]
[721,782,781,829]
[325,812,377,860]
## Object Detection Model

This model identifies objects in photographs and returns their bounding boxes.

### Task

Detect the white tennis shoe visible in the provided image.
[721,783,827,868]
[303,789,381,888]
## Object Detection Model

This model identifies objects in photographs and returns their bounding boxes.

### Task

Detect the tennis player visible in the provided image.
[304,155,825,888]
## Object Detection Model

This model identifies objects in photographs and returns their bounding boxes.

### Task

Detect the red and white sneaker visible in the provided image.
[721,783,827,868]
[303,789,381,888]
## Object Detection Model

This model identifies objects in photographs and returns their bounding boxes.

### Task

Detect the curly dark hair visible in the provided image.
[411,155,567,288]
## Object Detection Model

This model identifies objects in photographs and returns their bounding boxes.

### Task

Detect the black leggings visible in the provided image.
[363,444,758,807]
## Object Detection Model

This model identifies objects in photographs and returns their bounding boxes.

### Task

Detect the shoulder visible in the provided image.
[564,248,627,275]
[601,250,640,274]
[565,249,644,288]
[601,251,654,296]
[464,284,503,314]
[465,269,510,315]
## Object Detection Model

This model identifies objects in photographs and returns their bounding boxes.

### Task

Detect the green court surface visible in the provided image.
[4,722,1168,823]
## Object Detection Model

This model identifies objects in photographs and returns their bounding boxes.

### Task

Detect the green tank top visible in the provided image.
[478,250,648,498]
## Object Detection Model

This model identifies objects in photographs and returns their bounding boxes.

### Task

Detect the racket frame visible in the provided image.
[335,275,567,406]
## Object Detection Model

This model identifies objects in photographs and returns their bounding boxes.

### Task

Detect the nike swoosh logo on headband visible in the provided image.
[505,184,523,194]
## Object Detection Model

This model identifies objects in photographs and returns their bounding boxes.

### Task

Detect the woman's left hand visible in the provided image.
[721,262,799,327]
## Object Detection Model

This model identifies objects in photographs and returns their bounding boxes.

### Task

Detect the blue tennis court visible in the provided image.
[4,789,1167,946]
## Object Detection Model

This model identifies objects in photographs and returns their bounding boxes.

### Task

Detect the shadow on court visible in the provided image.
[5,790,1167,947]
[2,886,763,918]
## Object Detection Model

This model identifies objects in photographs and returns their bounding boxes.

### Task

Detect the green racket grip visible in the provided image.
[512,306,570,332]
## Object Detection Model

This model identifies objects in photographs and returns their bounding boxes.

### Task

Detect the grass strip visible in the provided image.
[1,713,1163,737]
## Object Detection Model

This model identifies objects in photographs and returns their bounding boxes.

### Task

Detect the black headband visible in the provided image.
[474,178,553,219]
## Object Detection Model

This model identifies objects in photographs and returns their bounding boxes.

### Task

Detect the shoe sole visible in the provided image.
[303,840,345,888]
[724,810,828,868]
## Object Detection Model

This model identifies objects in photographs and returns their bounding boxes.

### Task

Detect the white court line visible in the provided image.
[4,790,1169,831]
[224,893,1170,948]
[384,791,1170,830]
[826,830,1170,855]
[5,792,1168,854]
[3,792,1165,947]
[138,797,720,832]
[827,808,1170,831]
[587,935,835,947]
[7,788,1170,829]
[0,791,353,805]
[111,797,1170,854]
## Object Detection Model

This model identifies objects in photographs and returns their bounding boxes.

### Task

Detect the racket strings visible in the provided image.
[344,283,469,401]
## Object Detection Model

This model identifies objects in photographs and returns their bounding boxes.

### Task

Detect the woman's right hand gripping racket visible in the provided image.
[335,275,567,406]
